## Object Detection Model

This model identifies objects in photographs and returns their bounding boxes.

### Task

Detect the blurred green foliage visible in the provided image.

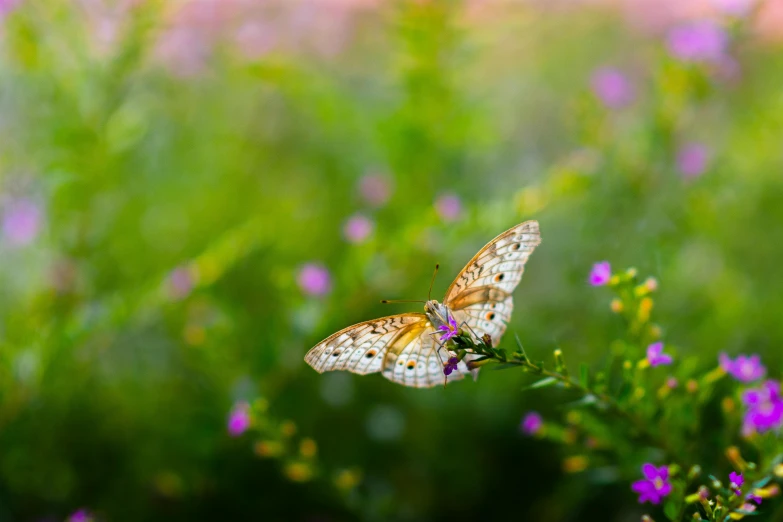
[0,0,782,520]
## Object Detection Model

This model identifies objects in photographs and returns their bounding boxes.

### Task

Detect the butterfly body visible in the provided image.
[423,300,451,330]
[304,220,541,388]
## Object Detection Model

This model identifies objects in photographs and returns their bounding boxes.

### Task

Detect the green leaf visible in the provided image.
[579,363,590,388]
[663,498,679,521]
[492,363,520,371]
[514,334,529,362]
[525,377,557,390]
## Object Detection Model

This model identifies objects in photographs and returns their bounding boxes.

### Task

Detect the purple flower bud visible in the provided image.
[520,411,543,435]
[297,263,332,296]
[227,401,251,437]
[2,198,41,247]
[588,261,611,286]
[590,67,635,109]
[677,143,711,179]
[343,214,374,244]
[729,471,744,490]
[667,21,729,63]
[168,266,194,300]
[720,353,766,382]
[434,193,463,222]
[712,0,755,16]
[647,342,673,367]
[741,380,783,435]
[67,510,93,522]
[358,174,392,207]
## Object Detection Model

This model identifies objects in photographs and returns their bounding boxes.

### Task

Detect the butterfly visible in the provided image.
[304,220,541,388]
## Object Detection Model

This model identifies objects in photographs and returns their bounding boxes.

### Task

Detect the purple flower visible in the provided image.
[358,174,392,207]
[667,21,729,63]
[719,353,766,382]
[729,471,744,491]
[742,380,783,435]
[520,411,543,435]
[438,315,459,343]
[168,266,194,300]
[677,143,711,179]
[0,0,20,17]
[590,67,635,109]
[443,356,459,376]
[712,0,755,16]
[435,193,462,222]
[227,401,251,437]
[632,464,673,504]
[747,492,763,504]
[297,263,331,296]
[2,198,41,247]
[343,214,374,244]
[588,261,611,286]
[67,510,93,522]
[647,342,673,367]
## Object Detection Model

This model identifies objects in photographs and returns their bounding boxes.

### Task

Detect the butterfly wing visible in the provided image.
[381,323,472,388]
[305,313,429,375]
[444,220,541,346]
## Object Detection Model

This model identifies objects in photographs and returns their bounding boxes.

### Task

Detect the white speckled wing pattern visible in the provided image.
[305,313,428,374]
[444,220,541,347]
[304,220,540,388]
[382,327,471,388]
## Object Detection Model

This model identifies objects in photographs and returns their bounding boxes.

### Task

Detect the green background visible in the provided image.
[0,1,781,520]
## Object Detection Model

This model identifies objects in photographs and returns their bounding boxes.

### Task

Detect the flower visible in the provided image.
[520,411,543,435]
[297,263,332,296]
[227,401,251,437]
[343,214,374,244]
[667,21,729,63]
[168,266,194,300]
[438,315,459,343]
[435,193,462,222]
[666,377,679,389]
[741,380,783,435]
[590,67,635,109]
[712,0,755,16]
[443,356,459,376]
[2,198,41,247]
[588,261,611,286]
[358,174,392,207]
[647,342,673,367]
[746,492,763,504]
[67,510,93,522]
[719,353,766,382]
[632,464,673,504]
[729,471,744,491]
[677,143,711,179]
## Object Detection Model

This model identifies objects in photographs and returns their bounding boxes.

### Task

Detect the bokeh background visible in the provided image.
[1,0,783,520]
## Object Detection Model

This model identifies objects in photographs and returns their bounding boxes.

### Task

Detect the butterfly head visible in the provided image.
[424,300,451,330]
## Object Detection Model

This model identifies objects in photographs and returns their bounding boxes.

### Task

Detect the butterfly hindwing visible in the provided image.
[382,324,471,388]
[304,313,428,375]
[444,220,541,346]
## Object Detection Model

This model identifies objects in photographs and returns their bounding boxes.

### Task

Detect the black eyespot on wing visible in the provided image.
[494,273,505,282]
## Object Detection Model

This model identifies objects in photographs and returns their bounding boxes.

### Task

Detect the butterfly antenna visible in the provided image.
[380,299,426,304]
[428,264,439,301]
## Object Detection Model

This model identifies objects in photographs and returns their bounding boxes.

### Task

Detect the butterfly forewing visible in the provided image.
[444,220,541,346]
[305,313,429,374]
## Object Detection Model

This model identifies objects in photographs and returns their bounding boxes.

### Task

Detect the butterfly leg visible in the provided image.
[427,331,451,386]
[456,321,485,382]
